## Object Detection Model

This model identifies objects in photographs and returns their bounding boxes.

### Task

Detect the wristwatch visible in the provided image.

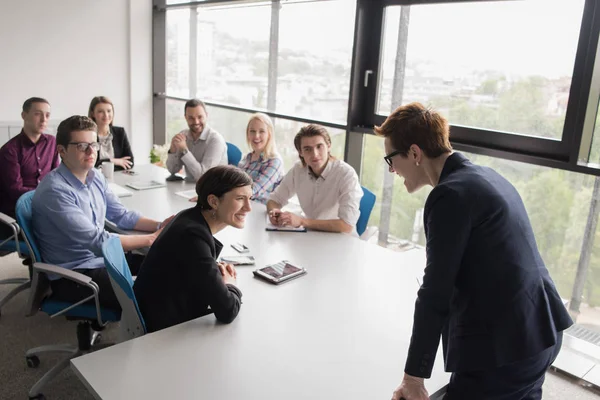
[181,149,189,156]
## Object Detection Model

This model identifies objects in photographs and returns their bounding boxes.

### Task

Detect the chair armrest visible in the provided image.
[0,212,17,227]
[31,262,107,326]
[33,263,93,285]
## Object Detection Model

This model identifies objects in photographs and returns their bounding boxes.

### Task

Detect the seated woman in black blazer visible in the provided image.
[133,165,252,333]
[89,96,134,170]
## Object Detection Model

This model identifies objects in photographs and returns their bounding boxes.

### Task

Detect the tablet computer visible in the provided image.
[126,180,166,190]
[253,261,307,285]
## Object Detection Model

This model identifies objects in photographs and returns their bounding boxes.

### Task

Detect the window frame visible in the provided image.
[349,0,600,172]
[154,0,600,176]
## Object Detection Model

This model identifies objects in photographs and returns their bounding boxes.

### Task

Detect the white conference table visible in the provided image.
[71,164,449,400]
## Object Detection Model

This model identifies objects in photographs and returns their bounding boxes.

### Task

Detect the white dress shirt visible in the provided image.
[166,126,228,182]
[269,159,363,228]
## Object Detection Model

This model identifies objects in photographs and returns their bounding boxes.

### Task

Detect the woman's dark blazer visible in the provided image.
[133,206,243,333]
[95,125,134,170]
[405,152,573,378]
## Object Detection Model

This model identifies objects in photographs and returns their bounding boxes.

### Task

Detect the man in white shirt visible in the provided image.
[166,99,227,182]
[267,124,363,234]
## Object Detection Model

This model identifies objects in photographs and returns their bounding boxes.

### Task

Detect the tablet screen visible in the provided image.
[260,263,302,278]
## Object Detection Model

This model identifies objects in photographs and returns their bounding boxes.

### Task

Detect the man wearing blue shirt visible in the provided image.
[32,116,172,311]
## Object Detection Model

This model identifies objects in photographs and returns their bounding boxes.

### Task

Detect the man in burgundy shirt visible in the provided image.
[0,97,59,239]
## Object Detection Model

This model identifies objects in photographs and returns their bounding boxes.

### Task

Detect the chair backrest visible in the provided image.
[226,142,242,166]
[357,186,376,237]
[16,190,52,316]
[15,191,42,263]
[102,236,146,340]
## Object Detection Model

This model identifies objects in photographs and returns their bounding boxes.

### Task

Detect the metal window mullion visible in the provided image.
[345,131,365,176]
[267,0,280,111]
[153,0,167,145]
[189,6,198,99]
[345,0,386,176]
[378,5,410,246]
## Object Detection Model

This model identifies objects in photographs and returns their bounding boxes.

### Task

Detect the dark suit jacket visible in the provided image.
[133,206,242,333]
[405,153,572,377]
[95,125,134,171]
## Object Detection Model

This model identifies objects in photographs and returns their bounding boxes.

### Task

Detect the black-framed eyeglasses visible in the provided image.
[68,142,100,153]
[383,150,403,168]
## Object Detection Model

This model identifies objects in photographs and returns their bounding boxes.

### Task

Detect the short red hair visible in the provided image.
[375,102,452,158]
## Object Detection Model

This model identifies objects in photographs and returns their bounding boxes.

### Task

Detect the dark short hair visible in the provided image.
[374,102,452,158]
[22,97,50,113]
[293,124,333,166]
[184,98,207,114]
[195,165,252,211]
[56,116,98,148]
[88,96,115,126]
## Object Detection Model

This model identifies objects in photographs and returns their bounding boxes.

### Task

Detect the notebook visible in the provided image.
[265,213,307,232]
[175,189,197,200]
[126,180,166,190]
[108,183,133,198]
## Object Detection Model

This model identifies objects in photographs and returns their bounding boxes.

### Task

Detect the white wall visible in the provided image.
[0,0,153,163]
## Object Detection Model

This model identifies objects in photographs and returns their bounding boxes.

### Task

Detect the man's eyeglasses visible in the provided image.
[383,149,403,168]
[68,142,100,153]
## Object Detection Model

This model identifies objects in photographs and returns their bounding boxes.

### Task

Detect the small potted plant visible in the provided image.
[150,144,170,167]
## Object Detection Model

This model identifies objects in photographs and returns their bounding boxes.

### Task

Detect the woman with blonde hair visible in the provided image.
[237,113,284,204]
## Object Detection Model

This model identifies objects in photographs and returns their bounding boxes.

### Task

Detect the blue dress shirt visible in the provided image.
[32,164,140,277]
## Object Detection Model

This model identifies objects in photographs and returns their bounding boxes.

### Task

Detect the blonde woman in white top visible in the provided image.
[267,124,363,234]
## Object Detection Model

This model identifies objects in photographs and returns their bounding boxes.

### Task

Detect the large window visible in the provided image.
[361,133,600,336]
[164,0,355,125]
[194,3,271,108]
[377,1,585,140]
[276,0,356,123]
[166,9,190,99]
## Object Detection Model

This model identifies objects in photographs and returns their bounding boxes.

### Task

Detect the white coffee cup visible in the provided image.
[101,161,115,181]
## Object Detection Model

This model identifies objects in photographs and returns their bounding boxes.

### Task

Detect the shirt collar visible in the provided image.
[248,152,265,163]
[199,125,210,140]
[308,158,334,180]
[186,126,210,142]
[438,152,471,183]
[56,163,97,189]
[18,130,47,147]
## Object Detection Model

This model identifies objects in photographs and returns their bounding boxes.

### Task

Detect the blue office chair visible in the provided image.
[0,211,31,317]
[102,236,146,341]
[357,186,376,237]
[16,191,119,400]
[226,142,243,166]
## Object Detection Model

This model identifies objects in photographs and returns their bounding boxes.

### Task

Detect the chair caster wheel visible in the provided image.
[29,394,45,400]
[26,355,40,368]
